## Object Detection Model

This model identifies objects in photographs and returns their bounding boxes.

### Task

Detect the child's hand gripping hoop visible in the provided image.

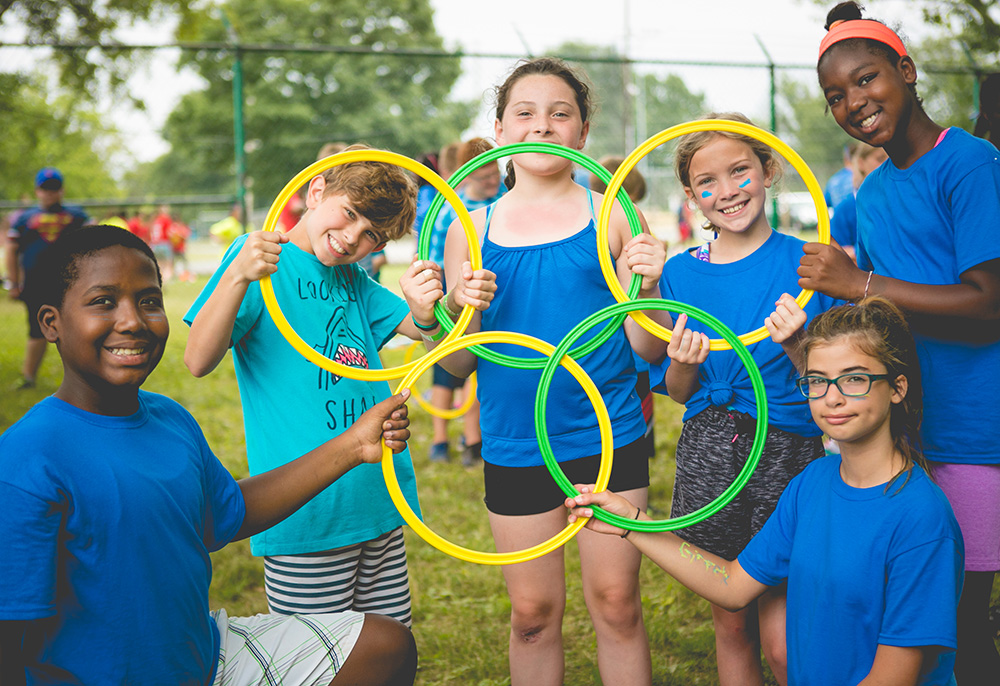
[260,149,480,380]
[403,341,478,419]
[536,299,768,533]
[420,142,644,369]
[382,330,613,565]
[596,120,831,351]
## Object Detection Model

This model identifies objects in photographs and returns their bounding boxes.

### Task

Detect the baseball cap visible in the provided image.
[35,167,64,190]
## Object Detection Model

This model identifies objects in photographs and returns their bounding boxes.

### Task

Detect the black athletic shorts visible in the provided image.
[484,435,650,516]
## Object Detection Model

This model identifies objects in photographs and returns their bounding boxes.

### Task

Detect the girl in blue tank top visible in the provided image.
[401,57,670,686]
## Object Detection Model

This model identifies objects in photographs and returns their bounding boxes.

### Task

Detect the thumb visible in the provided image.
[462,261,473,280]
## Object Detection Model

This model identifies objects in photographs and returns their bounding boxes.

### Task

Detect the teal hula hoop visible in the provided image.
[535,299,768,532]
[419,141,643,369]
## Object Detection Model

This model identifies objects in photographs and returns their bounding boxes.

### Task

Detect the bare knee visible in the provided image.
[510,597,561,645]
[334,614,416,686]
[712,605,757,647]
[586,585,642,633]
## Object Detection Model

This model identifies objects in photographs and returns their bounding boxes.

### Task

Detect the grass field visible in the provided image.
[1,261,997,685]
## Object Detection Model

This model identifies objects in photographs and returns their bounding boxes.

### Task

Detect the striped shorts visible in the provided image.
[264,528,412,627]
[672,406,823,560]
[212,608,364,686]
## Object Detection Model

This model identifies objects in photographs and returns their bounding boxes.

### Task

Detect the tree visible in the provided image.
[553,41,708,164]
[776,75,853,193]
[0,72,120,202]
[806,0,999,62]
[143,0,473,207]
[0,0,195,97]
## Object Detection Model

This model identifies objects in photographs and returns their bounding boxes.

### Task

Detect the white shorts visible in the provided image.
[212,608,365,686]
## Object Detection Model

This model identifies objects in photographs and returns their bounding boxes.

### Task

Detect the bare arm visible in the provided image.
[234,390,410,541]
[662,313,709,405]
[184,232,288,377]
[566,486,767,611]
[856,644,924,686]
[799,244,1000,321]
[435,213,491,377]
[605,200,671,363]
[764,292,808,374]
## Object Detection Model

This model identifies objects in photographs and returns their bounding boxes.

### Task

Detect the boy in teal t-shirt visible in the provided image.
[185,145,496,626]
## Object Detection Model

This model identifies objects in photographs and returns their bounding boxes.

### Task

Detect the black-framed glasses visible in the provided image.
[795,373,889,399]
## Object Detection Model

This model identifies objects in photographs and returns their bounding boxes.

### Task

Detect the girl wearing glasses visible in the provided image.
[567,297,964,686]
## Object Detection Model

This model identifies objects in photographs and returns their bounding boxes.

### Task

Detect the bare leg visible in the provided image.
[332,613,416,686]
[578,486,652,686]
[954,570,1000,686]
[710,602,764,686]
[757,585,789,686]
[22,337,47,383]
[490,508,567,686]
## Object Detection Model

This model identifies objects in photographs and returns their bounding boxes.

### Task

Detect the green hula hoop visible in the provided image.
[419,141,643,369]
[535,299,769,532]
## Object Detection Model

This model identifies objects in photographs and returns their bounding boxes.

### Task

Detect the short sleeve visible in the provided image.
[0,481,62,619]
[950,158,1000,275]
[879,537,963,649]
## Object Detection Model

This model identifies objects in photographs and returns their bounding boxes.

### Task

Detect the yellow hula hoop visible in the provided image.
[260,149,481,380]
[596,120,831,351]
[403,341,478,419]
[382,331,613,565]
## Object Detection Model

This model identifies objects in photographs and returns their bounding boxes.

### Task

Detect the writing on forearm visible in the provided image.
[680,541,730,585]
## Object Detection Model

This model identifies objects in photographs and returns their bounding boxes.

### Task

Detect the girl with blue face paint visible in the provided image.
[649,112,843,686]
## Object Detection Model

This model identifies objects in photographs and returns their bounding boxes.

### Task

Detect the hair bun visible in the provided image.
[825,1,864,31]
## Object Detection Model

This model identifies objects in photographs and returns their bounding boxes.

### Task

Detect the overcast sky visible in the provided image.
[0,0,927,162]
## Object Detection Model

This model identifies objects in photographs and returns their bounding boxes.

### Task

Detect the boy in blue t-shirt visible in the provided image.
[0,225,417,686]
[184,144,496,625]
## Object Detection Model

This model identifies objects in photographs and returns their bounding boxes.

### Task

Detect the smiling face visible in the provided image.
[291,178,385,267]
[684,135,773,240]
[495,73,590,179]
[40,245,168,415]
[804,337,906,449]
[818,44,917,148]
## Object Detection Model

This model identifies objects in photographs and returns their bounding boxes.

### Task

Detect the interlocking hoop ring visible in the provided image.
[596,120,831,351]
[536,299,768,532]
[260,149,479,380]
[403,342,478,419]
[382,330,613,565]
[420,142,643,368]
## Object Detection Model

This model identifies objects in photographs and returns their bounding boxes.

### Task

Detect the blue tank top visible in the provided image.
[477,191,645,468]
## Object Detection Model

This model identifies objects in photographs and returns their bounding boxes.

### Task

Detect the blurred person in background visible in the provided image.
[5,167,89,389]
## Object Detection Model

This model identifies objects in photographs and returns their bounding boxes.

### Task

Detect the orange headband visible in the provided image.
[818,19,907,61]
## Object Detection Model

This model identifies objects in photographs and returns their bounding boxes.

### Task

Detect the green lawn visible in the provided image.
[1,265,996,685]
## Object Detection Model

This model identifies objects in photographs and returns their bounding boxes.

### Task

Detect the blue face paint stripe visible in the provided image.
[739,178,750,188]
[701,191,712,198]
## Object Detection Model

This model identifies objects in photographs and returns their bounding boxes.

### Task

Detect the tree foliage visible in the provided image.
[143,0,473,205]
[0,0,194,98]
[776,76,854,192]
[554,42,708,165]
[0,72,120,201]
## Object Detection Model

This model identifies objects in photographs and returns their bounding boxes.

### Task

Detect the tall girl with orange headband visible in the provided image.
[799,3,1000,681]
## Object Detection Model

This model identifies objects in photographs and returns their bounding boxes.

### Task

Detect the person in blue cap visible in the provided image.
[5,167,90,389]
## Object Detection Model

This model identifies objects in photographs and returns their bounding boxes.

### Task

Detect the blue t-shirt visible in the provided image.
[651,230,841,436]
[829,191,857,249]
[739,458,963,686]
[856,128,1000,464]
[185,235,420,555]
[0,392,245,685]
[477,202,645,468]
[9,204,90,273]
[824,166,854,209]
